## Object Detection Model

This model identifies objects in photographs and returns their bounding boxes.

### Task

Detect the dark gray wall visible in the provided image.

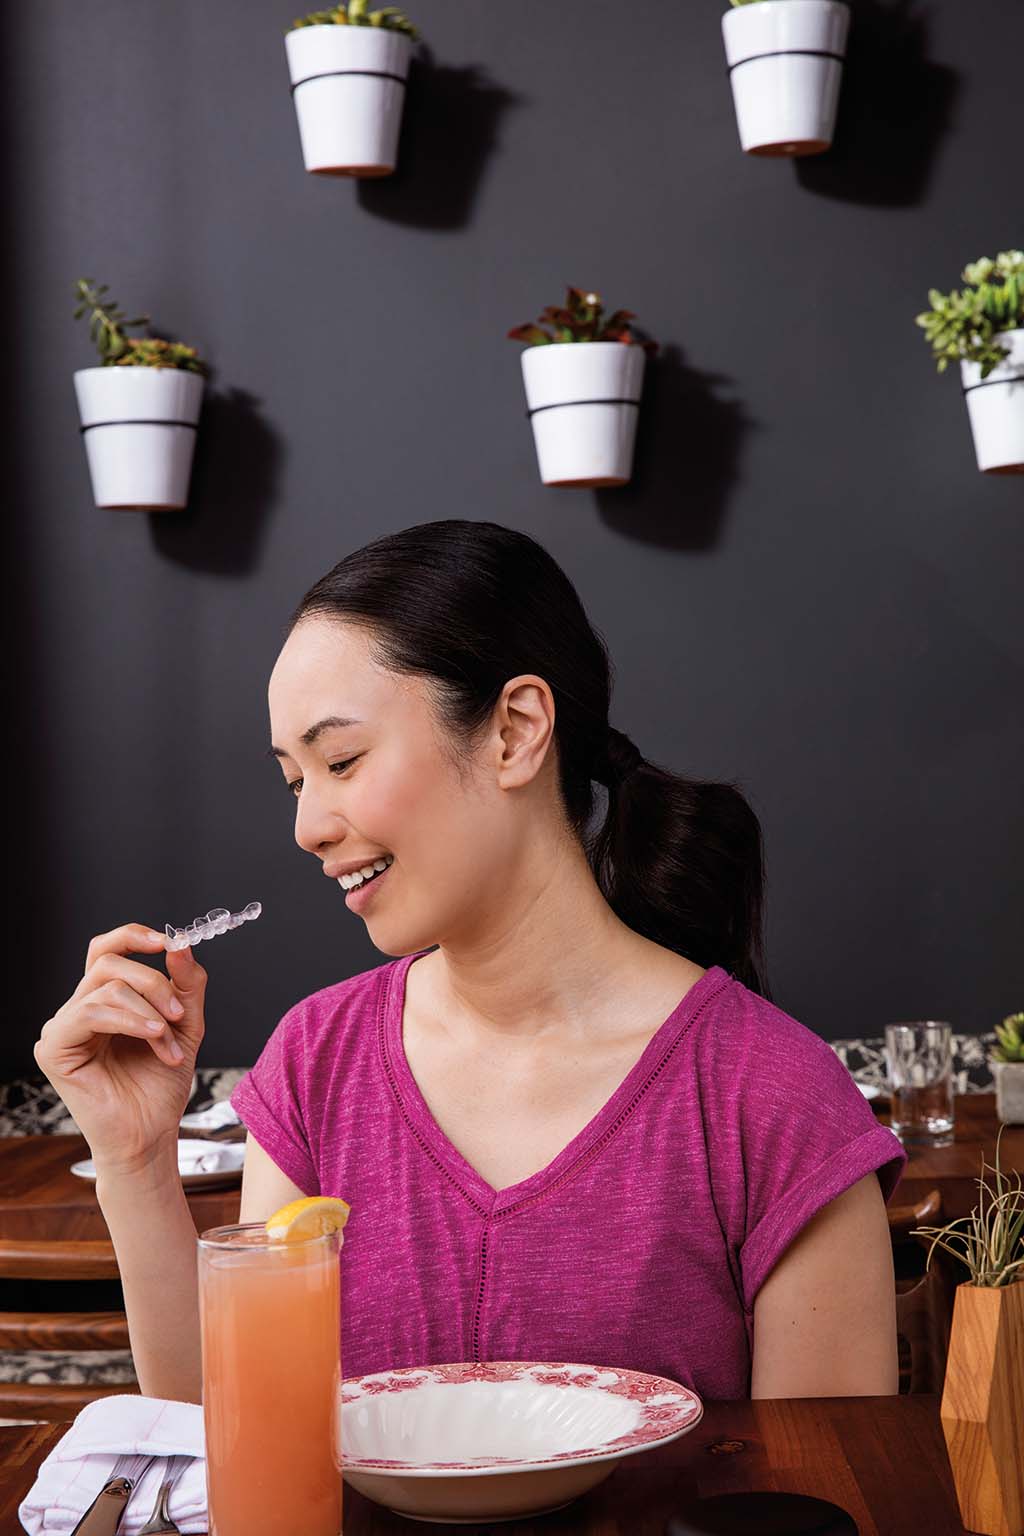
[6,0,1022,1076]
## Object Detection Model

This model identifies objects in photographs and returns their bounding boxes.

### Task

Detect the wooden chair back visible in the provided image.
[888,1187,961,1394]
[0,1237,136,1423]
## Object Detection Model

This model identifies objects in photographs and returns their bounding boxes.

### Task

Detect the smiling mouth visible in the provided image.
[337,854,394,892]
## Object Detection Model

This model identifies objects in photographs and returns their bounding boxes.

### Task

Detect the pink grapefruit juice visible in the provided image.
[199,1226,342,1536]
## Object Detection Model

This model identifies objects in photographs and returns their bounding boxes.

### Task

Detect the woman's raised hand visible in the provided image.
[34,923,208,1173]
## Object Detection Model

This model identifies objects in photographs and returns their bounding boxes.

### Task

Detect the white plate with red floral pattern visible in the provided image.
[340,1360,703,1524]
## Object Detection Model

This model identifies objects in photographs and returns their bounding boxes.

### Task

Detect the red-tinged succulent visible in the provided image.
[508,287,658,356]
[290,1,418,37]
[73,279,208,375]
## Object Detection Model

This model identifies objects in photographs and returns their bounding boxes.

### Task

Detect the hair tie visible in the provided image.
[594,727,644,788]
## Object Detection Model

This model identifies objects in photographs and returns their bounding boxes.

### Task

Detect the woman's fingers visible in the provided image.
[75,950,184,1025]
[38,998,187,1070]
[84,923,167,973]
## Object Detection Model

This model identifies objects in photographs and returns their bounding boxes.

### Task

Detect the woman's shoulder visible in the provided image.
[690,967,858,1098]
[276,952,408,1044]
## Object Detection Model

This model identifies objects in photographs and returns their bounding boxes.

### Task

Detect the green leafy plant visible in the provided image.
[73,280,207,374]
[916,250,1024,379]
[508,287,658,355]
[993,1012,1024,1064]
[290,1,418,38]
[912,1125,1024,1288]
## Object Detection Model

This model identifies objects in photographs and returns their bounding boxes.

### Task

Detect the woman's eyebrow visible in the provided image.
[267,715,363,759]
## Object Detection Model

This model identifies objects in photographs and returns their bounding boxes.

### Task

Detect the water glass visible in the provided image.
[884,1021,955,1146]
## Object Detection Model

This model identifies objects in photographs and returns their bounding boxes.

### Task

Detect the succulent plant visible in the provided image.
[993,1012,1024,1064]
[290,1,418,38]
[916,250,1024,379]
[508,287,658,356]
[73,280,207,374]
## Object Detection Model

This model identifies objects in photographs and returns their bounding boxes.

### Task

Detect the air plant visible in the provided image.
[916,250,1024,380]
[508,287,658,356]
[912,1125,1024,1288]
[992,1012,1024,1064]
[290,1,418,38]
[73,280,207,374]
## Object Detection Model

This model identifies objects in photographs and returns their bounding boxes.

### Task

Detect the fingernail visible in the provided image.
[168,998,184,1019]
[146,1020,164,1034]
[169,1041,185,1063]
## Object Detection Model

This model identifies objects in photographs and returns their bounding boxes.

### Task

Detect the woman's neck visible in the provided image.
[421,832,684,1046]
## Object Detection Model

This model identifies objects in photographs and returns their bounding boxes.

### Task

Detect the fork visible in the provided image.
[70,1453,156,1536]
[138,1454,194,1536]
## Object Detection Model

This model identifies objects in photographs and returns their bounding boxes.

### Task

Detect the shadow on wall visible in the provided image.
[150,382,282,575]
[796,0,959,206]
[595,345,754,552]
[357,51,521,230]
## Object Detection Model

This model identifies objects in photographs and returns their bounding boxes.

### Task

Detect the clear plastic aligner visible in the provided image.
[165,901,262,952]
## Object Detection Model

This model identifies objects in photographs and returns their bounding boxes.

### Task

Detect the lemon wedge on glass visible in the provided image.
[264,1195,351,1243]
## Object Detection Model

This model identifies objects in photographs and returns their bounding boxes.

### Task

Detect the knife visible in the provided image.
[70,1453,156,1536]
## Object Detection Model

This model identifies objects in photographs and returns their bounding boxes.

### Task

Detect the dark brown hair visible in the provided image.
[292,519,770,997]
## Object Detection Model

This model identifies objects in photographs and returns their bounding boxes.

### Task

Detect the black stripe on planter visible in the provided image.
[290,70,408,93]
[80,420,199,433]
[727,49,846,73]
[962,375,1024,396]
[526,398,641,419]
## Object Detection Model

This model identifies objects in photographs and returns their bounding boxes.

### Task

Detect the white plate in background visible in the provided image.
[71,1137,245,1188]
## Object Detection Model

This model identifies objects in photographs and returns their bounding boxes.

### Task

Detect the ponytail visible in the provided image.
[292,519,770,998]
[590,730,770,997]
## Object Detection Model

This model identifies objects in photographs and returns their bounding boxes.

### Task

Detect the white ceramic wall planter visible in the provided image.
[74,367,205,511]
[959,328,1024,475]
[285,26,414,176]
[520,343,646,488]
[722,0,850,157]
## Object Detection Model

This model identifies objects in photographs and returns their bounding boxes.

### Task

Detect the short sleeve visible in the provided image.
[698,985,908,1314]
[230,1002,319,1196]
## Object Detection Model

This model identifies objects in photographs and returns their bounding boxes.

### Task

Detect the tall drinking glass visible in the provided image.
[198,1223,342,1536]
[884,1021,955,1147]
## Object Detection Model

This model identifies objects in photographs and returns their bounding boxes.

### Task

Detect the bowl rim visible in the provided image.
[341,1359,704,1479]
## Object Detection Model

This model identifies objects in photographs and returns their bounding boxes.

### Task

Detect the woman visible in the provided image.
[35,520,905,1406]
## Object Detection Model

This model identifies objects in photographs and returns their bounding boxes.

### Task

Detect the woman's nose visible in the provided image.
[293,778,346,856]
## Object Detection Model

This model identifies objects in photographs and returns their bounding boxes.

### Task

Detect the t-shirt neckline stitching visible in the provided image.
[379,952,732,1217]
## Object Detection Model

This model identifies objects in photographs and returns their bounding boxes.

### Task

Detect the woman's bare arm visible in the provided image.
[750,1172,898,1398]
[95,1145,206,1403]
[96,1132,306,1402]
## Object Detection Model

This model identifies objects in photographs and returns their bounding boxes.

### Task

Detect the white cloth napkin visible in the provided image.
[175,1139,245,1176]
[179,1101,241,1133]
[19,1395,207,1535]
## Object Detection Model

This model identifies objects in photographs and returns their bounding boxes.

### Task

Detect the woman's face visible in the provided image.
[267,618,546,956]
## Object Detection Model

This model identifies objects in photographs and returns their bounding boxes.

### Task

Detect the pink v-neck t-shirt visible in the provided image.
[230,955,907,1399]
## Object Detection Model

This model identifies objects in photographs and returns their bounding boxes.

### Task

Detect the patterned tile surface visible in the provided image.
[830,1035,997,1095]
[0,1068,245,1138]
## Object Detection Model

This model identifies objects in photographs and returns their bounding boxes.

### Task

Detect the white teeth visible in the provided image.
[337,855,393,893]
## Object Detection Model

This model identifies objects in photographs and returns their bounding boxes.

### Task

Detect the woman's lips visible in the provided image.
[342,863,391,912]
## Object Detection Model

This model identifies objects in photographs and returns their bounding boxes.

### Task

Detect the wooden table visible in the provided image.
[0,1395,975,1535]
[2,1096,1019,1250]
[0,1136,241,1250]
[872,1092,1023,1220]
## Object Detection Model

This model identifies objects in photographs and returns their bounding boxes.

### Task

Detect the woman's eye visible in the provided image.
[285,757,359,799]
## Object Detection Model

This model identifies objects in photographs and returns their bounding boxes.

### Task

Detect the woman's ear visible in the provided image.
[494,675,556,789]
